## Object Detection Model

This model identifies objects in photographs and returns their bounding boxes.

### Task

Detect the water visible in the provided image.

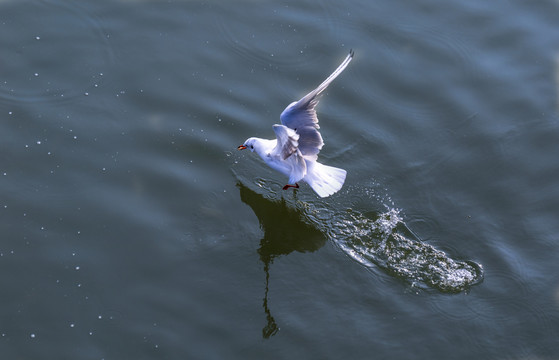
[1,0,558,358]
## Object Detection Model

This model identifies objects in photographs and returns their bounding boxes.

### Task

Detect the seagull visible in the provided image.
[238,50,354,197]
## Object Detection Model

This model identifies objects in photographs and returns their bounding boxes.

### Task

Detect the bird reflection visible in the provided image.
[237,182,326,338]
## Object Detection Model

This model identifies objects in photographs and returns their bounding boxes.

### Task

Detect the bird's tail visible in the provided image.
[304,161,347,198]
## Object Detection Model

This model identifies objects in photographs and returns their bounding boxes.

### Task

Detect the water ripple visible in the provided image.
[0,0,114,105]
[212,2,338,70]
[232,164,483,293]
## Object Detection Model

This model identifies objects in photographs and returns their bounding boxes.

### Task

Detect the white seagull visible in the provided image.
[238,50,354,197]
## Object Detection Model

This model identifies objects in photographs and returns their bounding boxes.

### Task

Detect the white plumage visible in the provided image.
[238,50,354,197]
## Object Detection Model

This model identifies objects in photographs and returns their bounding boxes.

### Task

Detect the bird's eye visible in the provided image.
[250,145,253,149]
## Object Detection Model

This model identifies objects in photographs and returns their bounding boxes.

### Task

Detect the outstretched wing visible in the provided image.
[279,50,354,159]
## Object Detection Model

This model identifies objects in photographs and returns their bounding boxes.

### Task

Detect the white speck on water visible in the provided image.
[30,333,36,338]
[36,140,41,145]
[70,323,75,328]
[8,111,12,115]
[98,315,102,319]
[34,73,39,77]
[75,266,80,270]
[73,136,77,140]
[35,36,40,40]
[84,92,89,96]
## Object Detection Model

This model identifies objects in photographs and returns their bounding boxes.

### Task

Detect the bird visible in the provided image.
[238,50,354,198]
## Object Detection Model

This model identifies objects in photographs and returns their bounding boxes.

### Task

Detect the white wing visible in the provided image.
[271,124,306,183]
[272,124,299,160]
[279,50,354,159]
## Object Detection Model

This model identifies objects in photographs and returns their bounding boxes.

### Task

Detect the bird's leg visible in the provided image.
[282,183,299,190]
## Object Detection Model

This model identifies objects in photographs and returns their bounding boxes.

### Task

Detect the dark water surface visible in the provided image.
[1,0,559,358]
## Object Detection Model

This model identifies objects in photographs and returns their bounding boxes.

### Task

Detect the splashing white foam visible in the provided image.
[232,164,483,293]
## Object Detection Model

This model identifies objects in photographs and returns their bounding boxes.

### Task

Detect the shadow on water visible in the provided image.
[238,182,326,338]
[234,166,484,336]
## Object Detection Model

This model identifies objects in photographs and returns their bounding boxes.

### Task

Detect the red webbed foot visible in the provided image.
[282,183,299,190]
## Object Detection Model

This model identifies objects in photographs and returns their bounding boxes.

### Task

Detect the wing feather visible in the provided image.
[279,50,353,158]
[272,124,299,160]
[272,124,306,183]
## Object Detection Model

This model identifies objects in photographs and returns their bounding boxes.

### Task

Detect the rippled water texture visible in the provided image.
[0,0,113,103]
[1,0,559,359]
[234,172,483,293]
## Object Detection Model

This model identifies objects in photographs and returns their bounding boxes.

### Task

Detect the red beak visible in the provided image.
[237,145,247,150]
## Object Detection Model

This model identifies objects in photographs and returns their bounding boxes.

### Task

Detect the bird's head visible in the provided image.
[237,138,257,152]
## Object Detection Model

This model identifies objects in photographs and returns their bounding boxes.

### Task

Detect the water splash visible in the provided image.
[327,208,483,292]
[234,168,483,293]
